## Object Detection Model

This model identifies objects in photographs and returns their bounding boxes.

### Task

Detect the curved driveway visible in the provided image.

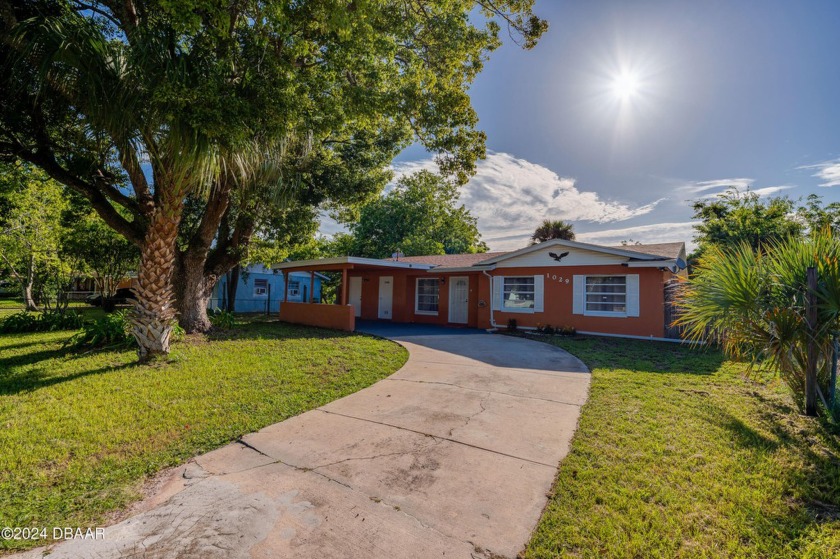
[18,326,589,559]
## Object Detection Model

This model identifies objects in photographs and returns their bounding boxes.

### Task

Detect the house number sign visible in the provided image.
[545,272,570,285]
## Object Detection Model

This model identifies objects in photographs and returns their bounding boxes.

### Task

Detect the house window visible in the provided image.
[503,277,535,310]
[415,278,440,315]
[585,276,626,314]
[288,281,300,297]
[254,279,268,296]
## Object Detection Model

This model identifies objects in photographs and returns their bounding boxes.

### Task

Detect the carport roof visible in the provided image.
[272,256,436,273]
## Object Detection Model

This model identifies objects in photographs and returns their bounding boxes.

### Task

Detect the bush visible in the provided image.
[507,318,518,331]
[0,310,84,333]
[209,308,236,330]
[556,325,576,336]
[67,310,132,349]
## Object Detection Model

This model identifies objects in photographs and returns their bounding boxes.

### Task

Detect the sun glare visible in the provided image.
[612,71,640,100]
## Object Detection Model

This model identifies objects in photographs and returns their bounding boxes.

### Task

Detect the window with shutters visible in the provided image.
[585,276,626,314]
[415,278,440,314]
[503,277,535,310]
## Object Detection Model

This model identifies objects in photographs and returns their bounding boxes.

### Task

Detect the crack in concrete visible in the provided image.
[449,391,490,438]
[317,409,556,468]
[386,377,584,408]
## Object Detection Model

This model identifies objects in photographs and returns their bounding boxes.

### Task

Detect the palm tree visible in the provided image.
[676,230,840,416]
[531,219,575,244]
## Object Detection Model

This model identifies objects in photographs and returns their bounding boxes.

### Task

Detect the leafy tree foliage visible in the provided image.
[0,162,69,310]
[690,189,802,260]
[0,0,546,360]
[346,171,487,258]
[531,219,575,244]
[61,199,139,306]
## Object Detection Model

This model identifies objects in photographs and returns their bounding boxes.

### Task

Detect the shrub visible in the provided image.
[209,308,236,330]
[67,310,132,349]
[0,310,84,333]
[507,318,518,331]
[556,325,577,336]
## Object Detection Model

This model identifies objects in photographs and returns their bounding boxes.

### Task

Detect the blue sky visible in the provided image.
[364,0,840,251]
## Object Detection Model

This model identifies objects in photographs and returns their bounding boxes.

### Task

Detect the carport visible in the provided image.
[271,257,434,332]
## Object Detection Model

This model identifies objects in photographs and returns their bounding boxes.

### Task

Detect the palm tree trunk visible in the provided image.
[130,198,183,362]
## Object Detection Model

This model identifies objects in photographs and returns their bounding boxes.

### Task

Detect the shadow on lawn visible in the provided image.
[204,319,357,343]
[0,361,136,396]
[549,335,727,376]
[709,393,840,536]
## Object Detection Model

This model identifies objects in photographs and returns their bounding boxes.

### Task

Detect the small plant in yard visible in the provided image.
[67,310,132,349]
[209,308,236,330]
[507,318,518,331]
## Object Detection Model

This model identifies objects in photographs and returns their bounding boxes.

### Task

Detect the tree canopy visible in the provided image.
[0,1,547,359]
[690,189,802,260]
[345,170,487,258]
[531,219,575,244]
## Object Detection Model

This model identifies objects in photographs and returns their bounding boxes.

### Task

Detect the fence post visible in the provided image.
[831,335,838,416]
[806,266,818,417]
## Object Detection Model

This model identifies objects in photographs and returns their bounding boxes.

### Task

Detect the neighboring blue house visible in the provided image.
[209,264,326,313]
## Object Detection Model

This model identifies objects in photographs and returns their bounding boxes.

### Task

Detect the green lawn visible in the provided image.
[524,336,840,559]
[0,321,407,553]
[0,298,115,320]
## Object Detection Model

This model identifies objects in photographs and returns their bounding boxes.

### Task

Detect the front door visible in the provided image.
[348,276,362,317]
[448,276,469,324]
[378,276,393,319]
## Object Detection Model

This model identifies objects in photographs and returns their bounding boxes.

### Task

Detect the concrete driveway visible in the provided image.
[17,325,590,559]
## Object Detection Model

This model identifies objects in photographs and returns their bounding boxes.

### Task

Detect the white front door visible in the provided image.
[378,276,393,319]
[348,276,362,317]
[448,276,469,324]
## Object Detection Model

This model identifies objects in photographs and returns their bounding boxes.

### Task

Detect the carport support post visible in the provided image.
[283,272,289,303]
[341,267,348,306]
[310,271,315,303]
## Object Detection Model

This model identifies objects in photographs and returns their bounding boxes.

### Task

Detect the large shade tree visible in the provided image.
[0,1,547,361]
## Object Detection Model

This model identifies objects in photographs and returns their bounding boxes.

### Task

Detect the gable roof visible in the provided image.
[606,242,686,260]
[383,240,686,270]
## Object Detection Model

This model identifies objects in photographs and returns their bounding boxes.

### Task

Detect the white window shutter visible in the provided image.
[626,274,640,317]
[492,276,502,310]
[534,275,544,312]
[572,275,585,315]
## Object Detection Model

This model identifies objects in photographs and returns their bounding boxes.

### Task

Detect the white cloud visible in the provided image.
[678,178,754,195]
[391,152,664,250]
[800,159,840,187]
[576,221,700,253]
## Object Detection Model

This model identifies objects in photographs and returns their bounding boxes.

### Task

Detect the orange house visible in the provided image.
[272,239,687,340]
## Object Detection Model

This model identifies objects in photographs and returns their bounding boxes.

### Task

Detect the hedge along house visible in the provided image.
[209,264,326,314]
[271,239,687,339]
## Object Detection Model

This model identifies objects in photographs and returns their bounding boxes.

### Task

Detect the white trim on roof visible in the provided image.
[625,259,679,269]
[476,239,667,265]
[271,256,435,271]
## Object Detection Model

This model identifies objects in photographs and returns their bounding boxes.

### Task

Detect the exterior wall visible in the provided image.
[488,265,667,337]
[279,302,355,332]
[211,265,322,313]
[348,270,480,327]
[349,264,671,337]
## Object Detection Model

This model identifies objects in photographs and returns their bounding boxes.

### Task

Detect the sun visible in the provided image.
[611,71,640,100]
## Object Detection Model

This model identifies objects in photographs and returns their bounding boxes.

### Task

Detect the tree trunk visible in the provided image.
[226,265,240,312]
[130,198,182,362]
[174,253,216,333]
[805,266,819,416]
[23,281,37,311]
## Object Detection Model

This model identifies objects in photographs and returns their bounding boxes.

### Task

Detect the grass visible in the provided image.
[522,335,840,559]
[0,298,115,320]
[0,320,407,553]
